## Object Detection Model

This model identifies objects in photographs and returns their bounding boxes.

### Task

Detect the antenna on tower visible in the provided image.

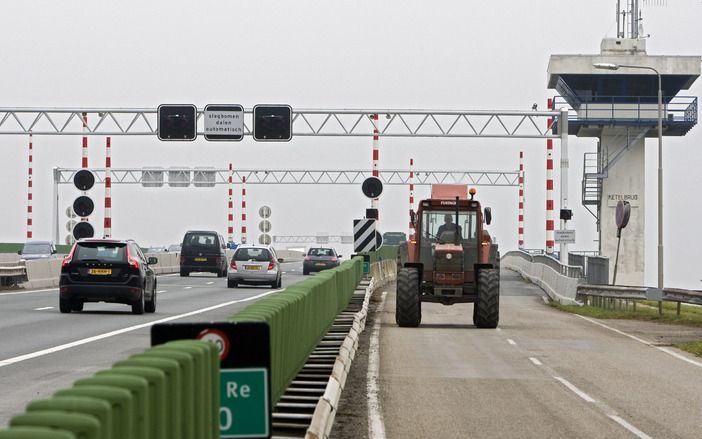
[617,0,663,40]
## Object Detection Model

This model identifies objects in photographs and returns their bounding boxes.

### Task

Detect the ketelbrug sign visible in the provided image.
[606,193,640,208]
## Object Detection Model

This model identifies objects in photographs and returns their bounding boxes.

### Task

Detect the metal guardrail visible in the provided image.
[508,250,583,279]
[0,264,27,287]
[577,285,702,307]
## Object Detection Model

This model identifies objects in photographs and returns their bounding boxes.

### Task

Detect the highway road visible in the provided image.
[0,261,305,426]
[332,270,702,439]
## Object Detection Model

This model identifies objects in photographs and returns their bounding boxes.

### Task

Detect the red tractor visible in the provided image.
[397,184,499,328]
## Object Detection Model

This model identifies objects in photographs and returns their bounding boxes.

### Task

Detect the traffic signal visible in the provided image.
[158,104,197,141]
[72,170,95,240]
[253,105,292,141]
[361,177,383,198]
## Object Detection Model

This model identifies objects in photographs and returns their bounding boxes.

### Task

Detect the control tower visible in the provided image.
[547,1,699,285]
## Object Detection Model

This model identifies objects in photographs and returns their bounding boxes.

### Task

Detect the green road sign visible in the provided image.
[220,368,269,438]
[363,261,370,274]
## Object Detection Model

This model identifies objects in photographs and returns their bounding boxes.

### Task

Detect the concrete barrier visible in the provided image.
[502,252,583,305]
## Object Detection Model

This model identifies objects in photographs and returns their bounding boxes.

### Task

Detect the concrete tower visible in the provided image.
[547,1,699,285]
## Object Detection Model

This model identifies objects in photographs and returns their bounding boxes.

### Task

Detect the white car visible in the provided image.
[227,245,283,288]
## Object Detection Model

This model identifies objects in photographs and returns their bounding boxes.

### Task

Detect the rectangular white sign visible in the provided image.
[204,107,244,140]
[554,229,576,244]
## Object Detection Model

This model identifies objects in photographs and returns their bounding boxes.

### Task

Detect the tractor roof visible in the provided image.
[431,184,468,200]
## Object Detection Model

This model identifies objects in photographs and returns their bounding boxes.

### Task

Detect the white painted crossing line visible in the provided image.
[34,306,54,311]
[507,338,517,346]
[0,288,283,368]
[608,415,653,439]
[206,281,214,285]
[553,377,596,403]
[529,357,543,366]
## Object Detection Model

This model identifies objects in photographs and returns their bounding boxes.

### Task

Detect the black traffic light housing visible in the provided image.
[361,177,383,198]
[72,222,95,240]
[72,169,96,239]
[253,105,292,141]
[158,104,198,141]
[74,169,95,191]
[560,209,573,221]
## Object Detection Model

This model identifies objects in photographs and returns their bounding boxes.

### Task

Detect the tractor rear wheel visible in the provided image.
[473,269,499,328]
[395,267,421,327]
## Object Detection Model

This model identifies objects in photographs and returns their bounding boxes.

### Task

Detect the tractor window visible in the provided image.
[422,210,478,242]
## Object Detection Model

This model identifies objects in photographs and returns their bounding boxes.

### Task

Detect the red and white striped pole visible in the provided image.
[241,176,247,244]
[546,99,555,254]
[518,151,524,249]
[228,163,234,243]
[26,133,33,239]
[371,113,380,217]
[103,137,112,238]
[409,157,415,238]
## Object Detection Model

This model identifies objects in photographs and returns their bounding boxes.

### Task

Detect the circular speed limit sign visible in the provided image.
[197,328,230,361]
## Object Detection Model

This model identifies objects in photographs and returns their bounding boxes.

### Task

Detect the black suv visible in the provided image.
[179,230,228,277]
[59,239,158,314]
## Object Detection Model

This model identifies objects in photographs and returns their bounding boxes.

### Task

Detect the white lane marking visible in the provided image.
[575,314,702,369]
[282,272,287,274]
[608,415,653,439]
[553,377,596,403]
[496,328,502,332]
[157,290,167,293]
[529,357,543,366]
[0,289,283,368]
[507,338,517,346]
[184,286,192,290]
[158,273,179,277]
[206,282,214,285]
[291,269,296,272]
[0,288,57,296]
[34,306,54,311]
[367,291,387,439]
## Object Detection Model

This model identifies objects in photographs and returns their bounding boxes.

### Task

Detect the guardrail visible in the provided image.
[577,284,702,314]
[502,250,584,305]
[0,265,26,287]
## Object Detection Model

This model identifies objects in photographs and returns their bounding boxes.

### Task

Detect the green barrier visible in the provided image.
[137,349,195,439]
[115,356,181,439]
[231,258,363,403]
[74,375,148,439]
[151,344,208,439]
[9,412,100,439]
[0,427,76,439]
[162,340,219,439]
[53,386,131,439]
[25,398,111,439]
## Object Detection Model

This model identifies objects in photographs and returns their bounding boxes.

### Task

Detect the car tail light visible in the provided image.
[331,257,338,262]
[304,256,310,261]
[61,244,77,268]
[126,246,140,270]
[268,259,276,270]
[230,260,237,270]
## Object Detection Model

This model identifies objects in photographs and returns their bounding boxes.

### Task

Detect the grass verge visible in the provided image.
[675,340,702,358]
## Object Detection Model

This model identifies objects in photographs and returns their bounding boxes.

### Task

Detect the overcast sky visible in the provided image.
[1,0,701,288]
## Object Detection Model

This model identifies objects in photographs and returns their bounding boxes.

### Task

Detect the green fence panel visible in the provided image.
[73,376,147,439]
[9,412,100,439]
[137,349,194,439]
[153,343,210,439]
[103,366,166,439]
[115,357,181,439]
[53,387,131,439]
[0,427,76,439]
[25,398,111,439]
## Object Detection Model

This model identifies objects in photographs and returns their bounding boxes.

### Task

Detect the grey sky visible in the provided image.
[1,1,701,287]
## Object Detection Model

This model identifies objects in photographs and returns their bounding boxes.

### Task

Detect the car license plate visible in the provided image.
[315,263,326,266]
[194,257,207,262]
[88,268,112,275]
[245,265,260,271]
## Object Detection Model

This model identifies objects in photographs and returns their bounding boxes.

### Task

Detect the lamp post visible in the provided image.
[593,62,663,290]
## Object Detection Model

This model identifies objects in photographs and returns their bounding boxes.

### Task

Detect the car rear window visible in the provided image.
[21,243,52,254]
[74,242,126,262]
[184,233,219,247]
[234,248,271,261]
[309,248,333,257]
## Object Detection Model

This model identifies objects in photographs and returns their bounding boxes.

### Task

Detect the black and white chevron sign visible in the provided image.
[354,219,378,253]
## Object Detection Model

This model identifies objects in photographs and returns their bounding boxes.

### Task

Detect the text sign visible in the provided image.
[204,105,244,141]
[220,369,269,438]
[554,229,576,244]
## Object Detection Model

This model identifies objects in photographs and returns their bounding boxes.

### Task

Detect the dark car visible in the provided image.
[303,247,342,275]
[179,230,228,277]
[382,231,407,246]
[18,240,58,261]
[59,239,158,314]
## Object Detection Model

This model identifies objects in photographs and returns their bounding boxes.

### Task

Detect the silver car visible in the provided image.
[227,245,283,288]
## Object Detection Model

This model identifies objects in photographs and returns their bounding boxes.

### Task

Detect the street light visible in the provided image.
[593,62,664,291]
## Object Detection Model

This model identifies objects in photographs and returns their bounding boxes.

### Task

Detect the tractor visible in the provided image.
[396,184,500,328]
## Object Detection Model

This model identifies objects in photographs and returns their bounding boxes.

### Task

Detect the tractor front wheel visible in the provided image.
[395,267,421,327]
[473,269,500,328]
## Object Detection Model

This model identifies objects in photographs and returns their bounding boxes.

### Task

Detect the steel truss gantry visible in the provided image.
[272,235,352,244]
[53,167,519,186]
[2,108,560,138]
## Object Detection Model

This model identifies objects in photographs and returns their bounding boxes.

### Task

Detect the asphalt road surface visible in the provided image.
[332,269,702,439]
[0,261,305,426]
